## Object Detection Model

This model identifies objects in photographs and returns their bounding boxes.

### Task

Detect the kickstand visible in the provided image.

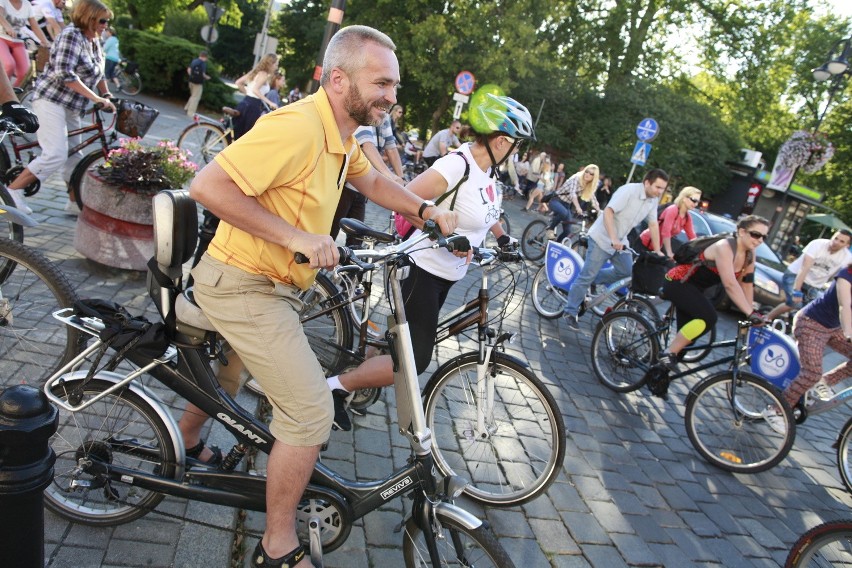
[308,516,324,567]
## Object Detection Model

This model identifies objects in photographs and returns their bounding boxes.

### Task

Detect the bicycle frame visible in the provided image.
[8,106,115,164]
[43,226,483,563]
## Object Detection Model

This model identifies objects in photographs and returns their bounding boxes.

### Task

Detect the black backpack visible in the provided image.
[189,61,205,84]
[672,233,732,265]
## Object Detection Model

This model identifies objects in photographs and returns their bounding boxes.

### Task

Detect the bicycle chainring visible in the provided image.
[4,165,40,196]
[644,367,671,399]
[295,488,353,553]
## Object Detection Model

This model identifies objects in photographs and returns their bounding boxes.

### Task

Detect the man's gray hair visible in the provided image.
[320,25,396,85]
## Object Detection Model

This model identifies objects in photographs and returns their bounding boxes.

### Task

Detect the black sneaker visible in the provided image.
[657,352,679,374]
[564,313,580,330]
[332,389,352,431]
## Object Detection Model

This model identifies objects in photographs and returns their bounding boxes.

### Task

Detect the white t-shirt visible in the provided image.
[788,238,852,287]
[408,143,502,281]
[0,0,33,36]
[32,0,62,24]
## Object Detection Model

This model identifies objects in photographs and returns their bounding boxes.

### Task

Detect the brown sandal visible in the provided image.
[251,541,307,567]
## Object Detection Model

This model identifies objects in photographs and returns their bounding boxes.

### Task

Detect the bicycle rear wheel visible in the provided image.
[684,371,795,473]
[422,352,566,506]
[531,264,567,319]
[610,295,660,324]
[402,509,515,567]
[45,377,179,526]
[0,238,84,383]
[300,271,353,375]
[178,122,228,168]
[786,519,852,568]
[116,69,142,96]
[520,219,548,261]
[591,311,657,392]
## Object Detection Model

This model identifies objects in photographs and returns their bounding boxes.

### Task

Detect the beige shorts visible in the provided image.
[190,254,332,446]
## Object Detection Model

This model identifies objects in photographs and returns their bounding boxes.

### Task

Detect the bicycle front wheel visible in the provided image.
[836,416,852,494]
[178,122,229,168]
[0,239,84,383]
[786,520,852,568]
[116,70,142,96]
[685,371,795,473]
[0,184,25,245]
[531,264,567,319]
[402,509,515,567]
[422,352,566,506]
[69,148,111,210]
[610,295,661,325]
[521,219,548,261]
[45,377,179,526]
[300,271,353,375]
[591,311,657,392]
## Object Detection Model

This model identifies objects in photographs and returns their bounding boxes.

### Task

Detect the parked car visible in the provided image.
[674,211,785,311]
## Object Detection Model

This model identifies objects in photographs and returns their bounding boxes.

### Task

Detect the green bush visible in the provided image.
[116,29,237,112]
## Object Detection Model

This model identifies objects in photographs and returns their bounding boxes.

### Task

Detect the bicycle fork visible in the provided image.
[472,331,514,439]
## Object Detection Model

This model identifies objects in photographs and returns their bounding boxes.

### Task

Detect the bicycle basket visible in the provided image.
[631,253,668,295]
[115,99,159,138]
[35,45,50,73]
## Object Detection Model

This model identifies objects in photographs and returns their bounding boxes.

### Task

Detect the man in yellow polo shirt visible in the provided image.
[187,25,457,568]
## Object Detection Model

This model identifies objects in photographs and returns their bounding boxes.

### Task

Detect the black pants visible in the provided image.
[423,155,439,167]
[400,262,455,374]
[661,277,717,339]
[331,187,368,247]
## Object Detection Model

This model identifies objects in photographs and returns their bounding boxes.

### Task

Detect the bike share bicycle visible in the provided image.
[592,305,797,473]
[42,190,515,566]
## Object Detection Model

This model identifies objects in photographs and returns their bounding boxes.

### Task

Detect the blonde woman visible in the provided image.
[545,164,600,242]
[639,185,701,258]
[233,52,279,139]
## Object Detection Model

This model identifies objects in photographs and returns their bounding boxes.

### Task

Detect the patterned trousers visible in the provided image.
[785,314,852,407]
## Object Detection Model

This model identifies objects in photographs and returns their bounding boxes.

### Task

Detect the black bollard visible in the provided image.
[0,385,58,568]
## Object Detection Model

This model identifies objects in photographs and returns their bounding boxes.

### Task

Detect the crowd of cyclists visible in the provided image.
[1,2,851,564]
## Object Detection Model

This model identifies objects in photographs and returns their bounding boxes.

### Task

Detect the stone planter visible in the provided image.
[73,170,156,271]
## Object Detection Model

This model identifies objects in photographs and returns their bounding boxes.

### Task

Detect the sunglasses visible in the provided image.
[99,18,110,24]
[584,170,594,175]
[747,230,767,240]
[688,197,700,204]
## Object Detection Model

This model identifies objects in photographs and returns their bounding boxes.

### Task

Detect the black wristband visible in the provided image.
[418,202,431,220]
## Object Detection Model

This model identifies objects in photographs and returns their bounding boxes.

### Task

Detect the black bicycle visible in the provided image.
[591,309,795,473]
[43,191,514,566]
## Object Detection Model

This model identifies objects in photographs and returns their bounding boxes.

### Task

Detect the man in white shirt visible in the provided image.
[32,0,64,41]
[765,229,852,321]
[422,120,461,166]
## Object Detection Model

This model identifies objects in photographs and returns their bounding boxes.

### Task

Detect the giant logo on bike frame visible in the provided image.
[545,241,583,290]
[748,326,801,389]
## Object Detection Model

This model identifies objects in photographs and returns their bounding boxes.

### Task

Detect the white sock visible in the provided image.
[8,188,32,215]
[326,375,347,393]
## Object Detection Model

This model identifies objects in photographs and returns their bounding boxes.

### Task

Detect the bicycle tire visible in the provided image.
[0,184,25,245]
[610,295,661,325]
[531,263,567,319]
[178,122,229,168]
[571,235,588,260]
[836,416,852,494]
[684,371,795,473]
[591,310,657,392]
[786,519,852,568]
[422,351,566,506]
[402,510,515,567]
[0,238,84,383]
[300,271,354,375]
[117,70,142,96]
[520,219,548,262]
[44,377,179,526]
[69,148,112,210]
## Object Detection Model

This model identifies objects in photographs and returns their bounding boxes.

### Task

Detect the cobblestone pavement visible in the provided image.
[3,94,851,567]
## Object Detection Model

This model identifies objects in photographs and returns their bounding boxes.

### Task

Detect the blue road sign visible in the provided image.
[455,71,476,95]
[631,141,651,166]
[636,118,659,142]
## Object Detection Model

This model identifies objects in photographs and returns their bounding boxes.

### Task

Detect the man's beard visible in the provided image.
[345,82,386,126]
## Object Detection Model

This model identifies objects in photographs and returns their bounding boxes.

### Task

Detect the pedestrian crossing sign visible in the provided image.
[631,141,651,166]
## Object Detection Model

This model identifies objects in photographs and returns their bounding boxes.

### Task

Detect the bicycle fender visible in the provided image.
[53,370,186,475]
[492,351,530,370]
[435,501,483,531]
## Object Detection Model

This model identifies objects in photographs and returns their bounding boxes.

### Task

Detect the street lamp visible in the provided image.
[811,36,852,131]
[768,35,850,250]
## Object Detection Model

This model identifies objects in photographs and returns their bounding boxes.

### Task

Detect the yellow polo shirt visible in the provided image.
[209,87,371,290]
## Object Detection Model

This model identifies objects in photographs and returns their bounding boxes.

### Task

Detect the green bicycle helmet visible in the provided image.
[470,93,536,141]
